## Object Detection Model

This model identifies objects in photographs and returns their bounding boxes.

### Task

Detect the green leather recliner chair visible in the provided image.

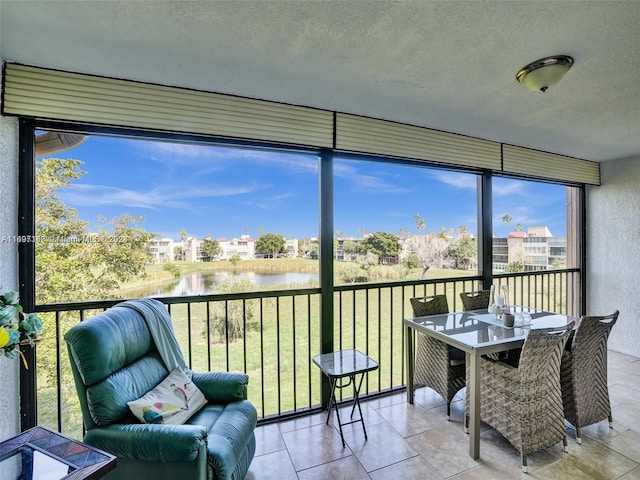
[64,298,257,480]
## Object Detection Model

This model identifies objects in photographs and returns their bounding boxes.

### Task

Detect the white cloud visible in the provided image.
[136,140,318,175]
[334,162,411,193]
[63,181,268,210]
[242,191,297,210]
[428,170,477,190]
[493,180,526,197]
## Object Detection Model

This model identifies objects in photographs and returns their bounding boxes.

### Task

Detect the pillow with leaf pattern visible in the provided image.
[128,367,207,424]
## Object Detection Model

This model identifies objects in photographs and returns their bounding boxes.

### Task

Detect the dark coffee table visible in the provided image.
[0,425,116,480]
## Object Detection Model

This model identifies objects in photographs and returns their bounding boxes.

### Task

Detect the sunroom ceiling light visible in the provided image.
[516,55,574,93]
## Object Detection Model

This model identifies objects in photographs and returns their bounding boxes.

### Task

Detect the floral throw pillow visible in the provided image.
[128,367,207,425]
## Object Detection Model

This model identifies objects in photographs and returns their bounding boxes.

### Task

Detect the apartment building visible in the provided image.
[151,234,302,263]
[492,226,566,272]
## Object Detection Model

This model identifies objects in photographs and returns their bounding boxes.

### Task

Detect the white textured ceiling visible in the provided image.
[1,0,639,162]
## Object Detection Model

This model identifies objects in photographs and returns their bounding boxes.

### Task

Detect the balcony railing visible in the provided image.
[32,269,580,439]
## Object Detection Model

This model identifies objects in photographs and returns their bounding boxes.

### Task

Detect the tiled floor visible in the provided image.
[246,351,640,479]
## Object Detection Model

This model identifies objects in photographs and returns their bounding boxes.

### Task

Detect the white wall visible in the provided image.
[1,0,23,433]
[587,155,640,358]
[0,68,21,439]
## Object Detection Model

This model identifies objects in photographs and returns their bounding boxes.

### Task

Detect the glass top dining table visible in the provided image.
[404,306,577,460]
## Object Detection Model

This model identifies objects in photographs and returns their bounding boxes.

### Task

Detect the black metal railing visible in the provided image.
[32,269,580,439]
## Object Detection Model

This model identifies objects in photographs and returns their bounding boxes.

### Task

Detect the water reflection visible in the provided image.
[134,271,319,297]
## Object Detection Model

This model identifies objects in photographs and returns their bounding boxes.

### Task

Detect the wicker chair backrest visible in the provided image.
[459,290,491,311]
[410,295,449,317]
[571,311,619,361]
[518,322,575,382]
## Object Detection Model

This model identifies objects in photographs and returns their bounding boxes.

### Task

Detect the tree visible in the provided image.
[35,158,156,303]
[360,231,400,263]
[298,237,316,258]
[357,252,379,274]
[229,254,241,268]
[402,253,421,269]
[256,233,285,258]
[338,263,364,284]
[35,158,156,396]
[448,236,477,270]
[209,280,258,341]
[402,231,450,277]
[201,236,221,261]
[163,262,181,278]
[506,261,525,272]
[342,239,360,260]
[175,228,187,260]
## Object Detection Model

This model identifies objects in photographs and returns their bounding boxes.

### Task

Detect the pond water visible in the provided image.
[133,271,319,297]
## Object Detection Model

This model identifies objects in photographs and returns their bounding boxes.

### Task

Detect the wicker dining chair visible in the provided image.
[409,295,465,420]
[465,322,574,473]
[460,289,514,361]
[561,310,619,444]
[459,290,491,311]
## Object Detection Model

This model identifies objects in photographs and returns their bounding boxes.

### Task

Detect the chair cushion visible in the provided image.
[448,346,466,366]
[187,400,257,479]
[87,353,169,426]
[65,306,155,385]
[128,367,207,425]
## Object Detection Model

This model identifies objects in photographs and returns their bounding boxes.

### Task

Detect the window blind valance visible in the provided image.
[503,145,600,185]
[2,63,600,185]
[335,113,502,171]
[2,63,334,148]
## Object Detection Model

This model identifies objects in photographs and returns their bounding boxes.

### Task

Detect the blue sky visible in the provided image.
[38,134,568,240]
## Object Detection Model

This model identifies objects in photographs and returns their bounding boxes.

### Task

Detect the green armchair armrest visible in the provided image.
[84,423,208,463]
[192,371,249,403]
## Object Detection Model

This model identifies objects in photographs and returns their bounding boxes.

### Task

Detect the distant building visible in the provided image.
[493,226,566,272]
[151,234,301,263]
[149,238,175,264]
[285,237,298,258]
[219,235,255,260]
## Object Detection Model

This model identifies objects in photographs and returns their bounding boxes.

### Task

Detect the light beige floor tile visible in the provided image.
[376,399,448,437]
[471,428,563,476]
[330,402,386,433]
[254,350,640,480]
[406,424,488,477]
[361,391,406,410]
[577,420,626,444]
[278,412,326,433]
[412,386,447,409]
[619,466,640,480]
[542,437,640,480]
[612,404,640,433]
[369,455,444,480]
[282,422,352,471]
[610,383,640,407]
[608,351,640,367]
[602,428,640,462]
[297,455,370,480]
[255,423,286,457]
[449,459,520,479]
[342,421,418,472]
[245,449,299,480]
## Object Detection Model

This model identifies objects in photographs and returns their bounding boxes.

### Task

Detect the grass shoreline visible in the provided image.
[117,258,478,297]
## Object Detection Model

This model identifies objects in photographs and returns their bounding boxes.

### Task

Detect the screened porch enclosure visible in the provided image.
[7,63,594,433]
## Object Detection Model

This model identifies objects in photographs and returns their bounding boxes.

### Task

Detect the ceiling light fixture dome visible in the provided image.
[516,55,574,93]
